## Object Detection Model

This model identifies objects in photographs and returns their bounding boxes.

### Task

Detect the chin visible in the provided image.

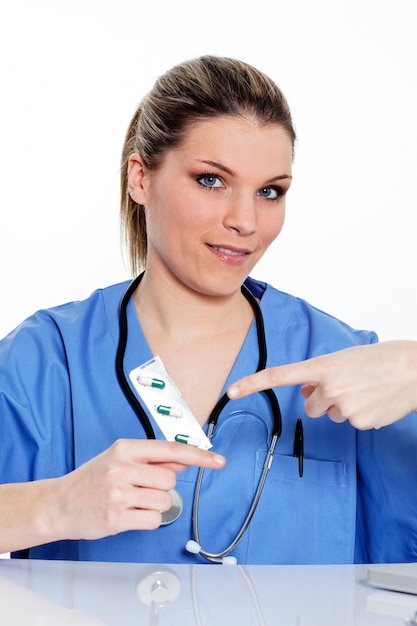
[187,272,248,298]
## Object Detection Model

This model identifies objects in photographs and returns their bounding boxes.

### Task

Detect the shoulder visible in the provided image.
[244,276,378,359]
[0,281,131,357]
[43,281,131,326]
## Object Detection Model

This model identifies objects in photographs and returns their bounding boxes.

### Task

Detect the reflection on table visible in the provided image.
[1,558,417,625]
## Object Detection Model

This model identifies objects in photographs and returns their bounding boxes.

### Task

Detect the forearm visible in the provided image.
[0,478,64,554]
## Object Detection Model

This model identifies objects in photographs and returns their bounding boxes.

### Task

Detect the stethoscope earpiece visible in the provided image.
[221,556,238,565]
[185,540,237,565]
[185,539,201,554]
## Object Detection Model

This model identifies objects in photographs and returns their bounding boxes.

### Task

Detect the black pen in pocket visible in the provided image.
[293,418,304,478]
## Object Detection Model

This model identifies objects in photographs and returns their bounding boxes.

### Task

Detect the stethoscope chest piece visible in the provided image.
[160,488,183,525]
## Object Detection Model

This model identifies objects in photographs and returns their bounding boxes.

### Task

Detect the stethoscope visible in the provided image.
[116,272,284,565]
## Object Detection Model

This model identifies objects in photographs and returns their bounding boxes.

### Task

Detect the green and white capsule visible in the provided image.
[137,375,165,389]
[175,434,201,447]
[156,404,183,418]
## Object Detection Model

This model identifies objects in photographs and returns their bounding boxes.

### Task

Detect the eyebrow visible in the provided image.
[199,160,292,183]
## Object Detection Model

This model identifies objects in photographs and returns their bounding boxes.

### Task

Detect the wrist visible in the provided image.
[33,477,69,544]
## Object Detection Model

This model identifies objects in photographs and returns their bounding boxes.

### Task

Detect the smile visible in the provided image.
[210,246,249,257]
[207,244,252,266]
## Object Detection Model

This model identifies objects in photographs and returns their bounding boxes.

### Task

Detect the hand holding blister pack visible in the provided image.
[129,356,212,450]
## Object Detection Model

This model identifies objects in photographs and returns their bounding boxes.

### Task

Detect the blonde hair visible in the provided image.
[120,55,296,276]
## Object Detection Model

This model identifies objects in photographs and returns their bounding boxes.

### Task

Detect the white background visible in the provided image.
[0,0,416,341]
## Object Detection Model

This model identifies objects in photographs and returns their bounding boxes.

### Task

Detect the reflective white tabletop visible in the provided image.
[1,559,417,625]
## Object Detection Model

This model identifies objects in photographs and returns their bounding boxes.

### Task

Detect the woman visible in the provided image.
[0,56,416,564]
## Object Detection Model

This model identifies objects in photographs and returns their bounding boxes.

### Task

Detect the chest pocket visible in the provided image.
[247,452,351,564]
[191,410,355,565]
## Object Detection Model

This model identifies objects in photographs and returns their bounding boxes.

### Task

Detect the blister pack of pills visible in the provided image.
[129,356,212,450]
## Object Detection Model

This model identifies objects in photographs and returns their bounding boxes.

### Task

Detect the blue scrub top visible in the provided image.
[1,277,416,564]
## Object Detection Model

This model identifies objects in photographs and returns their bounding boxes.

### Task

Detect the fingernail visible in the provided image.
[212,454,226,466]
[227,385,239,398]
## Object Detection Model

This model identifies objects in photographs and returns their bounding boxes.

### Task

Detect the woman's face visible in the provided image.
[128,115,293,297]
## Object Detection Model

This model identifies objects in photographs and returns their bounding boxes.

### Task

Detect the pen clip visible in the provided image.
[293,418,304,478]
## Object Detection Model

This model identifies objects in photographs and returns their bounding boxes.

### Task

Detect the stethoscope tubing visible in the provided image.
[116,273,156,439]
[192,428,279,562]
[116,273,284,563]
[116,273,282,438]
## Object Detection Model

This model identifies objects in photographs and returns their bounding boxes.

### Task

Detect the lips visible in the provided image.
[209,245,250,257]
[207,244,252,266]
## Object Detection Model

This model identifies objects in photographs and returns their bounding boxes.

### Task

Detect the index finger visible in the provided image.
[119,439,226,472]
[227,359,320,399]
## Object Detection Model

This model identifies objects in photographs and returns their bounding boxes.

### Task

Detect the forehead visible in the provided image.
[171,115,293,172]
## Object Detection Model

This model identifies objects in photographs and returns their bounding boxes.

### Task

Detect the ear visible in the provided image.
[127,153,149,204]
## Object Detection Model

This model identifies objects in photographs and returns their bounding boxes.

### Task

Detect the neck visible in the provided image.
[133,269,251,340]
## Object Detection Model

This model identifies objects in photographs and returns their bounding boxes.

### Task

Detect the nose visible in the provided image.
[223,192,257,236]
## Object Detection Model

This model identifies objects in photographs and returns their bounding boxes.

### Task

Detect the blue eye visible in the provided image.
[196,174,223,189]
[257,186,284,200]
